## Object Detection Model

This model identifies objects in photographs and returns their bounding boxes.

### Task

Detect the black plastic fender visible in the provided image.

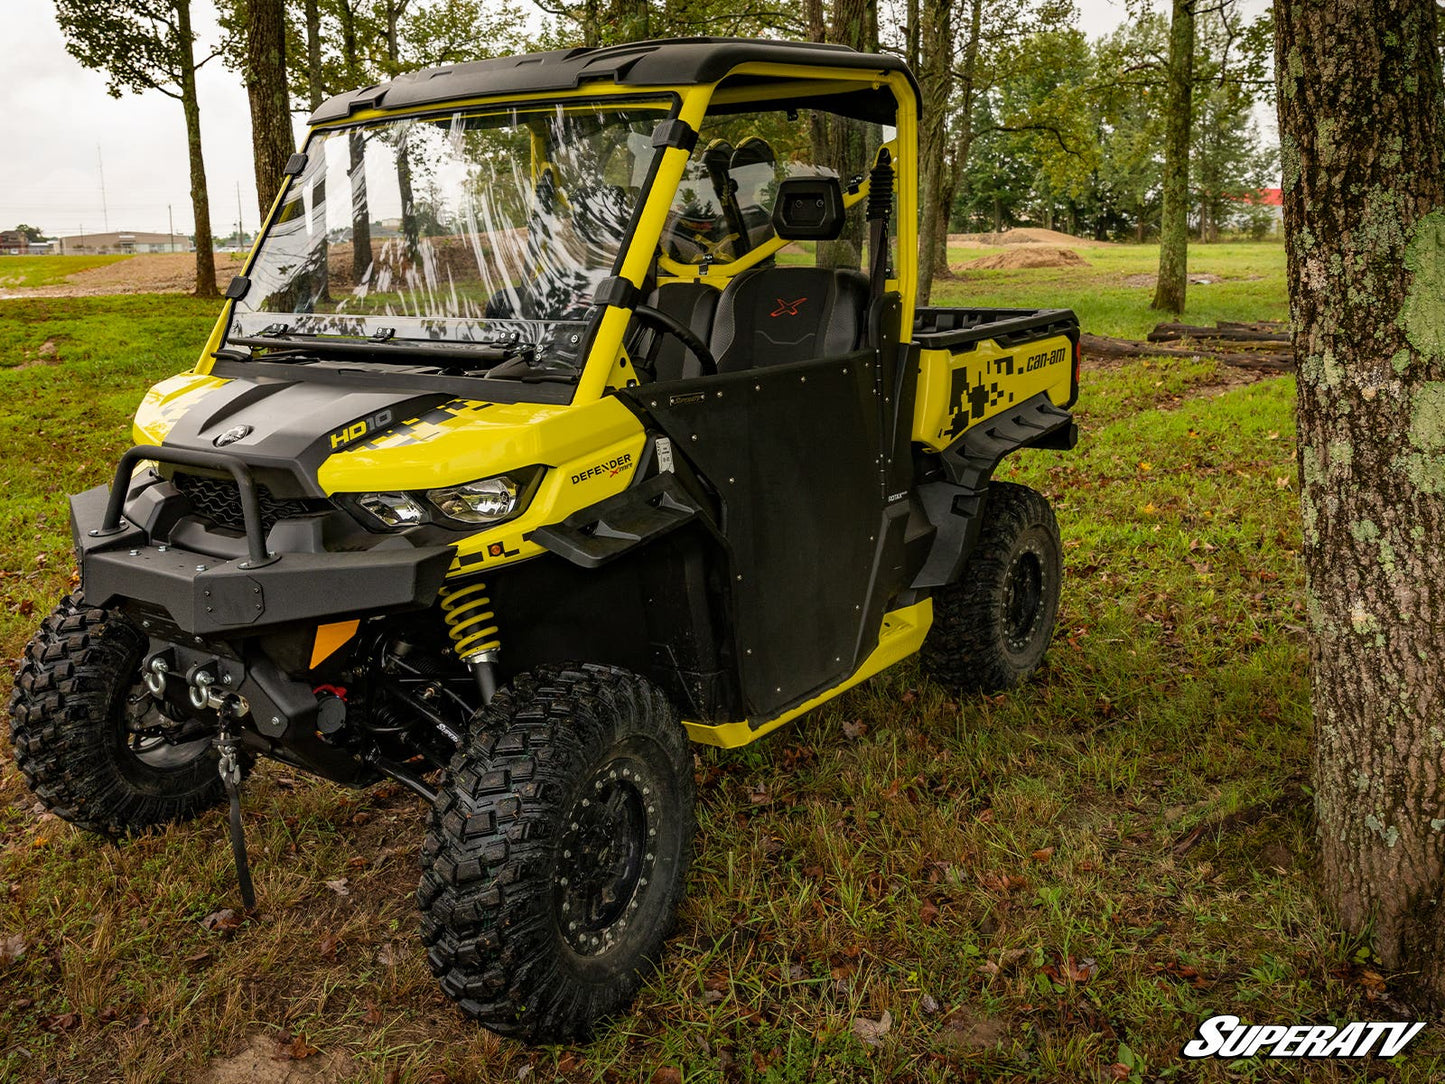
[911,391,1076,589]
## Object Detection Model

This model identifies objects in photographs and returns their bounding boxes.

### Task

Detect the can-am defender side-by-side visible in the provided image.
[9,38,1080,1040]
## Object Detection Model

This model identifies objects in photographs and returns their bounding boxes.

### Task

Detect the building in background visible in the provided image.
[57,231,191,254]
[0,230,35,254]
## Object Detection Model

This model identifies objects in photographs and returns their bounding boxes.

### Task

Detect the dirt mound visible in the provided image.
[957,247,1091,271]
[950,228,1106,248]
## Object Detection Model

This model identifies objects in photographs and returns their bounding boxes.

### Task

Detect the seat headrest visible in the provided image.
[771,176,845,241]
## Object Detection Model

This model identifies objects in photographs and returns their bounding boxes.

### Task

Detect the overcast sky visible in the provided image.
[0,0,1255,240]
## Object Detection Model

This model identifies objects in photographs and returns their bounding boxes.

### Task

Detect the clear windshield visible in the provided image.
[230,100,669,367]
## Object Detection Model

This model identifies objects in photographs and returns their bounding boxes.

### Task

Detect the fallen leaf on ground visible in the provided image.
[280,1034,318,1059]
[363,1000,384,1025]
[324,878,350,896]
[1031,847,1055,863]
[0,933,26,963]
[853,1010,892,1046]
[841,719,868,740]
[202,909,242,932]
[919,993,939,1015]
[649,1069,682,1084]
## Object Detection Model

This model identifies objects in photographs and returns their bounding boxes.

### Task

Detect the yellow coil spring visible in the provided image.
[439,581,501,660]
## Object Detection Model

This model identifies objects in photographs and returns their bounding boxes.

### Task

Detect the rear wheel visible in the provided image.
[8,593,224,836]
[921,482,1062,693]
[418,663,694,1042]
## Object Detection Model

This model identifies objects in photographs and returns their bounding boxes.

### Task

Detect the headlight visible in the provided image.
[356,491,428,528]
[427,476,519,524]
[345,468,541,532]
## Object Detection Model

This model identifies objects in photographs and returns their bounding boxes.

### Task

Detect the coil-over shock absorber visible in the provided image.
[439,581,501,703]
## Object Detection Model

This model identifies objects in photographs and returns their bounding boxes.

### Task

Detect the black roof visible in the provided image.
[309,37,918,126]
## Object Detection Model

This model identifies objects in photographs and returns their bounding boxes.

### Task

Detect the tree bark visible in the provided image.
[1152,0,1194,314]
[245,0,293,220]
[176,0,217,298]
[1276,0,1445,1007]
[304,0,323,110]
[914,0,954,303]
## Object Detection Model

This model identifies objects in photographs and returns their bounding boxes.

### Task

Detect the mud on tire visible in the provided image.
[418,663,695,1042]
[8,592,225,836]
[921,481,1062,693]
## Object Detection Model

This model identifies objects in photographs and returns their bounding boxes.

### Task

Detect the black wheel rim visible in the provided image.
[116,680,213,772]
[556,760,657,956]
[1002,544,1046,654]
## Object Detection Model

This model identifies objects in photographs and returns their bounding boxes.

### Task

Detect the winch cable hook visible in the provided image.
[214,696,256,911]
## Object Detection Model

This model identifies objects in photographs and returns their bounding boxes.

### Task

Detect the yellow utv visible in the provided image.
[9,38,1080,1041]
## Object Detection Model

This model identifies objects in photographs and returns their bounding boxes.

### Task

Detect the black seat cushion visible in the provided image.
[709,266,869,373]
[645,281,722,381]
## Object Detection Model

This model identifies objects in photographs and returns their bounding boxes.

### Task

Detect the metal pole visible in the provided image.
[169,204,175,253]
[98,146,109,233]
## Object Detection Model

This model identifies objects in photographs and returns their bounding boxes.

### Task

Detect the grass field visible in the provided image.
[0,255,134,290]
[2,246,1440,1082]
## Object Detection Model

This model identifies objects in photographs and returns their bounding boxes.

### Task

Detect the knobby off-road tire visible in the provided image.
[419,663,695,1042]
[922,482,1063,693]
[8,592,224,836]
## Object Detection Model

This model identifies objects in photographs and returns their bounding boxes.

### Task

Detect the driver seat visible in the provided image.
[708,266,869,373]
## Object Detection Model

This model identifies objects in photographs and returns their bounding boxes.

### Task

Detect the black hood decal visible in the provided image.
[159,377,453,497]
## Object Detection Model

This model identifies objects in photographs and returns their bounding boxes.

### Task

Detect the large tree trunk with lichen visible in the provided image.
[1152,0,1193,314]
[1276,0,1445,1007]
[245,0,293,220]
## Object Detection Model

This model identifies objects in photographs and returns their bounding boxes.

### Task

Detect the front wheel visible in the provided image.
[418,663,695,1042]
[921,482,1063,693]
[8,593,224,836]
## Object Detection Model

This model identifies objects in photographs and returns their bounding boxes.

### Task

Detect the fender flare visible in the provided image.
[911,391,1077,589]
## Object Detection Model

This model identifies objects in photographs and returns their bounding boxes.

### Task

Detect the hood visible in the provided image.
[136,371,643,498]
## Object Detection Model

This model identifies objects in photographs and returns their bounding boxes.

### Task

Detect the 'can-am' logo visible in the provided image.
[571,453,633,484]
[1182,1014,1426,1059]
[213,424,252,447]
[770,296,807,317]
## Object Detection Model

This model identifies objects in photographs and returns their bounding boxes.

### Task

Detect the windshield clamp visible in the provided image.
[651,119,698,153]
[224,275,250,301]
[592,276,641,310]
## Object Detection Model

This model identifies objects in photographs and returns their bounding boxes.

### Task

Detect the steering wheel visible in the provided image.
[630,304,718,377]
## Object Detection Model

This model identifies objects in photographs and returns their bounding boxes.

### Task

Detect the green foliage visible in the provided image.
[956,2,1277,243]
[54,0,197,102]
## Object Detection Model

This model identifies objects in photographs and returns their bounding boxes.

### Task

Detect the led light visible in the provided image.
[356,491,427,528]
[427,476,520,524]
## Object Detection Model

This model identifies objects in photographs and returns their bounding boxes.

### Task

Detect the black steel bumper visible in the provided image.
[71,451,455,638]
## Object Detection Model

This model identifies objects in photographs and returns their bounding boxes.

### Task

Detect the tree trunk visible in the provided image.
[303,0,329,300]
[176,0,217,298]
[337,3,371,285]
[914,0,954,304]
[1152,0,1194,314]
[349,130,373,285]
[1276,0,1445,1008]
[245,0,293,220]
[304,0,323,110]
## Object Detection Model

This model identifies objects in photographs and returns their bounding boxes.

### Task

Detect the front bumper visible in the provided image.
[72,480,455,639]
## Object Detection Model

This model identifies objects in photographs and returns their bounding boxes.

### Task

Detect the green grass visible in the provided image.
[936,241,1289,339]
[0,254,133,289]
[2,272,1441,1081]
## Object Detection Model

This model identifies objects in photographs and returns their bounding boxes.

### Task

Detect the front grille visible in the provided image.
[172,472,328,534]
